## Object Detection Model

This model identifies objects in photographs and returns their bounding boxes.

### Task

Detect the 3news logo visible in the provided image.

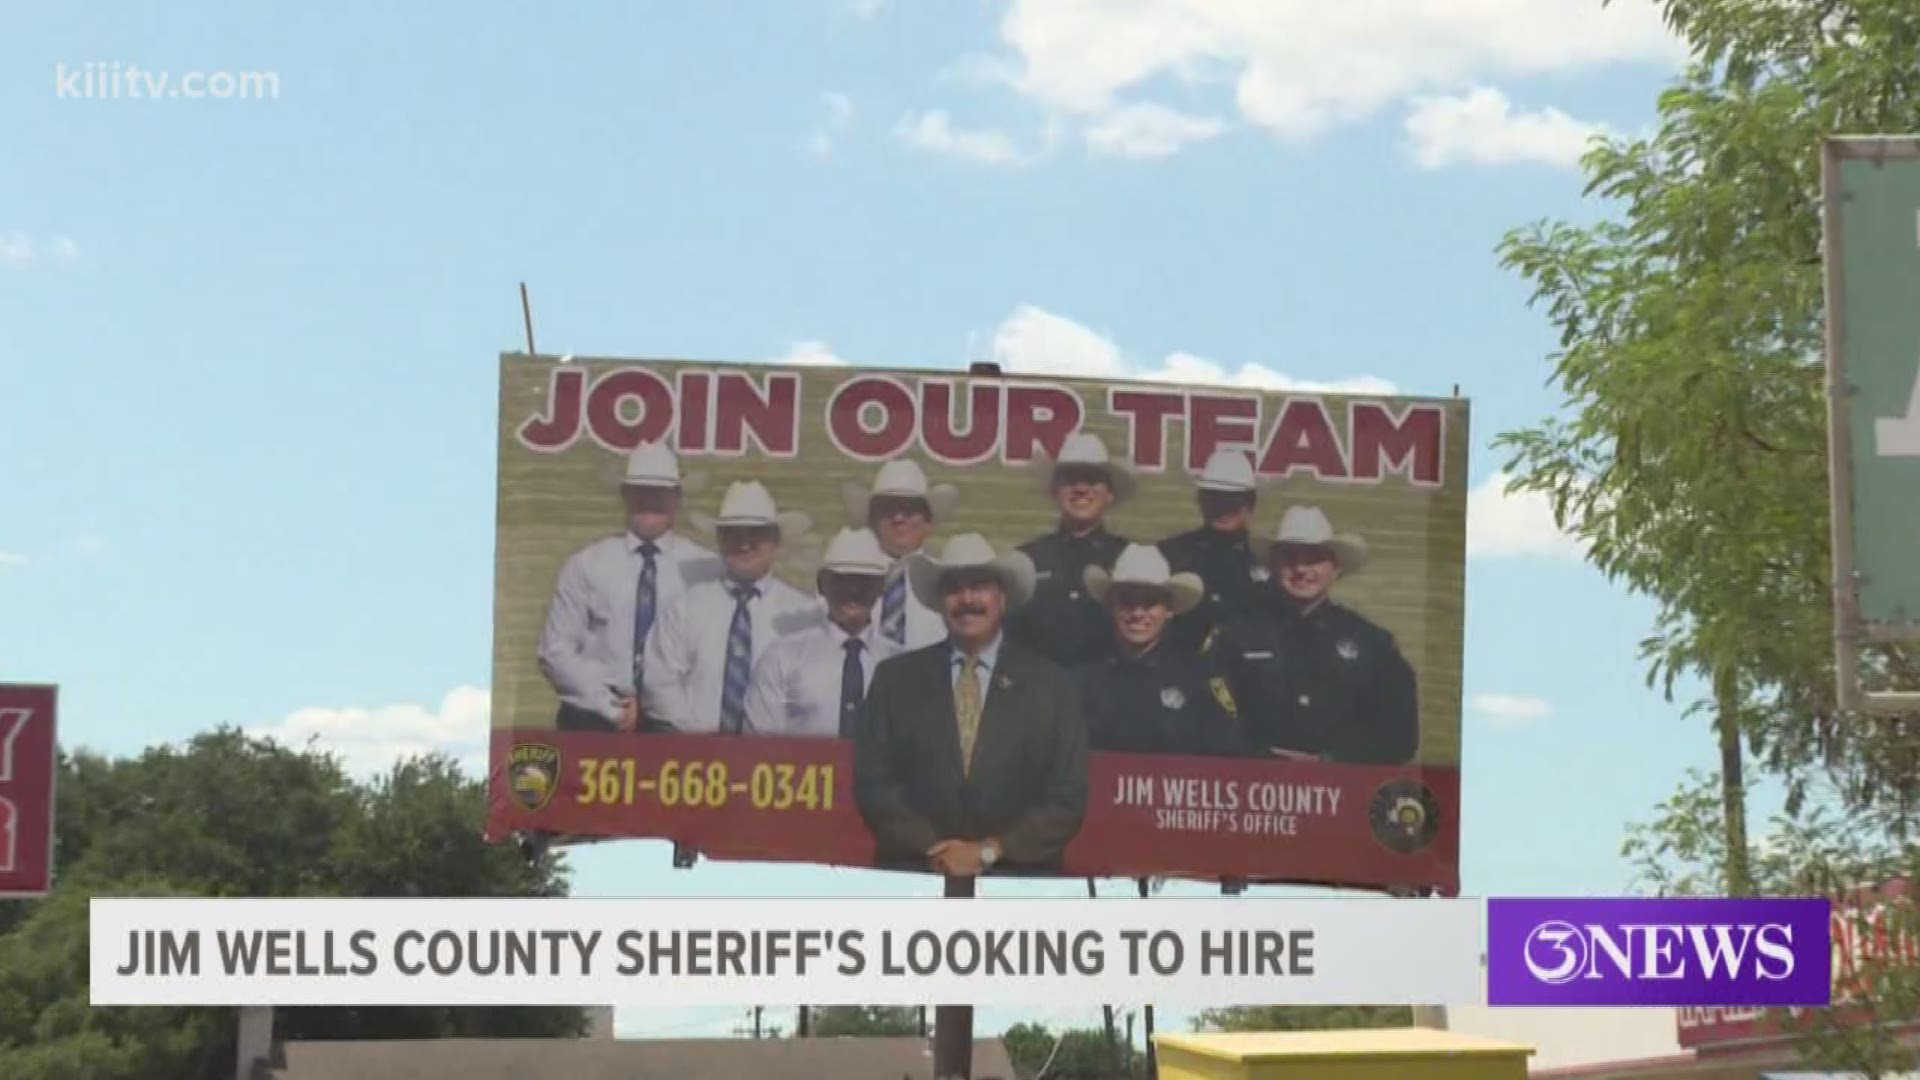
[1486,898,1833,1006]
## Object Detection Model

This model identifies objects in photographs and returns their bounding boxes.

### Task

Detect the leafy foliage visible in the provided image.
[0,729,583,1079]
[1496,0,1920,816]
[1001,1021,1140,1080]
[807,1006,923,1038]
[1194,1006,1412,1033]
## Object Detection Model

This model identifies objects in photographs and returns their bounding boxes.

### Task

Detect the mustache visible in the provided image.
[949,603,989,617]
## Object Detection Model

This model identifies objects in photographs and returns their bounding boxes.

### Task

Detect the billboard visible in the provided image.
[1823,136,1920,712]
[486,354,1467,894]
[0,684,57,898]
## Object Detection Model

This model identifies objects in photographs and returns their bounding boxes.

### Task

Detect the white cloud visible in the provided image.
[988,302,1395,392]
[1472,692,1554,726]
[1405,87,1608,170]
[989,303,1129,378]
[894,110,1034,166]
[807,91,856,159]
[48,235,81,265]
[974,0,1678,149]
[1084,101,1226,159]
[847,0,887,17]
[772,339,849,366]
[1466,470,1584,559]
[1142,351,1396,394]
[0,232,81,269]
[75,535,108,555]
[0,551,26,568]
[250,686,491,779]
[0,233,34,268]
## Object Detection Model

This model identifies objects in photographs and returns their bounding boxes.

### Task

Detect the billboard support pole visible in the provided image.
[519,282,537,355]
[933,873,976,1080]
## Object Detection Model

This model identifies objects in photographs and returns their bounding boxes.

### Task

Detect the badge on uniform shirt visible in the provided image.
[1336,638,1360,661]
[1160,686,1186,710]
[1208,676,1238,719]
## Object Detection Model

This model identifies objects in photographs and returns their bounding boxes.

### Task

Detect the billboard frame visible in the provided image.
[1822,135,1920,715]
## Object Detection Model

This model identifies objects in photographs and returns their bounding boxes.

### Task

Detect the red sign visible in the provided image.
[485,730,1460,894]
[0,684,57,897]
[1677,878,1920,1053]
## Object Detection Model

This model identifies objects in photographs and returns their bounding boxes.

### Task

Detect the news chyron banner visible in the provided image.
[485,354,1468,893]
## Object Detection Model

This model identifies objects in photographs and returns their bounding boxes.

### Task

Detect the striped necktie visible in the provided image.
[881,569,906,646]
[838,637,866,738]
[719,583,757,733]
[632,540,660,691]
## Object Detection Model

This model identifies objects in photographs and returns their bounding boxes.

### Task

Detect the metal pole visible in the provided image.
[519,282,537,355]
[933,874,976,1079]
[1139,877,1157,1078]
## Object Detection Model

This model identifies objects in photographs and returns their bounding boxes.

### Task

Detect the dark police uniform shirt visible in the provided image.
[1009,524,1127,669]
[1208,593,1419,764]
[1157,526,1262,654]
[1074,643,1246,758]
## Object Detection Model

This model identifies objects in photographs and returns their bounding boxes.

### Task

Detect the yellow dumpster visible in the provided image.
[1152,1027,1534,1080]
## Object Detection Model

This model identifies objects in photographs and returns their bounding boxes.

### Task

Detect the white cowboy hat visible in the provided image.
[840,458,961,523]
[1195,448,1256,493]
[1265,506,1367,573]
[1084,544,1204,615]
[1032,431,1136,502]
[905,533,1037,612]
[690,480,813,539]
[621,442,708,493]
[816,528,891,581]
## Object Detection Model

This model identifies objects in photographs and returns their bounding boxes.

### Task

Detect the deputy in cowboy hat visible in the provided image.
[842,458,959,652]
[1076,545,1246,758]
[539,442,723,733]
[1007,432,1133,669]
[743,528,901,739]
[852,533,1088,875]
[1158,448,1265,654]
[1212,506,1418,764]
[641,480,821,734]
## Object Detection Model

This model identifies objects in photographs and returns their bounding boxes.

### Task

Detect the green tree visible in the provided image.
[1624,769,1920,1076]
[1003,1021,1056,1079]
[1195,1006,1412,1032]
[807,1006,922,1037]
[0,729,584,1079]
[1000,1022,1143,1080]
[1496,0,1920,819]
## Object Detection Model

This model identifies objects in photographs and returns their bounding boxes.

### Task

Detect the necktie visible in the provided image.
[719,584,756,733]
[955,655,982,776]
[882,570,906,645]
[838,637,866,738]
[633,541,660,691]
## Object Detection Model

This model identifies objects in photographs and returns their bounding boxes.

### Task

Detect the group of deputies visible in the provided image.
[536,436,1418,769]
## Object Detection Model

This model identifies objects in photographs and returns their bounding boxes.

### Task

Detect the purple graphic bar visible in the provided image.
[1487,897,1832,1006]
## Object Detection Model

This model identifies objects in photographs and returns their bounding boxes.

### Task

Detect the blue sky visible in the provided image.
[2,0,1770,1043]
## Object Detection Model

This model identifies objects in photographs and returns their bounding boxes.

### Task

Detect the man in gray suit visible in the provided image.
[853,533,1090,876]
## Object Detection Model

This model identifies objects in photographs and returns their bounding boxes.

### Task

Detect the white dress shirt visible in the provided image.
[879,555,947,650]
[949,632,1003,701]
[744,618,899,738]
[641,572,822,732]
[537,531,721,720]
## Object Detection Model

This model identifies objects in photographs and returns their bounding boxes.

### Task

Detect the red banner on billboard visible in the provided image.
[0,684,57,898]
[1678,878,1920,1053]
[485,729,1459,893]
